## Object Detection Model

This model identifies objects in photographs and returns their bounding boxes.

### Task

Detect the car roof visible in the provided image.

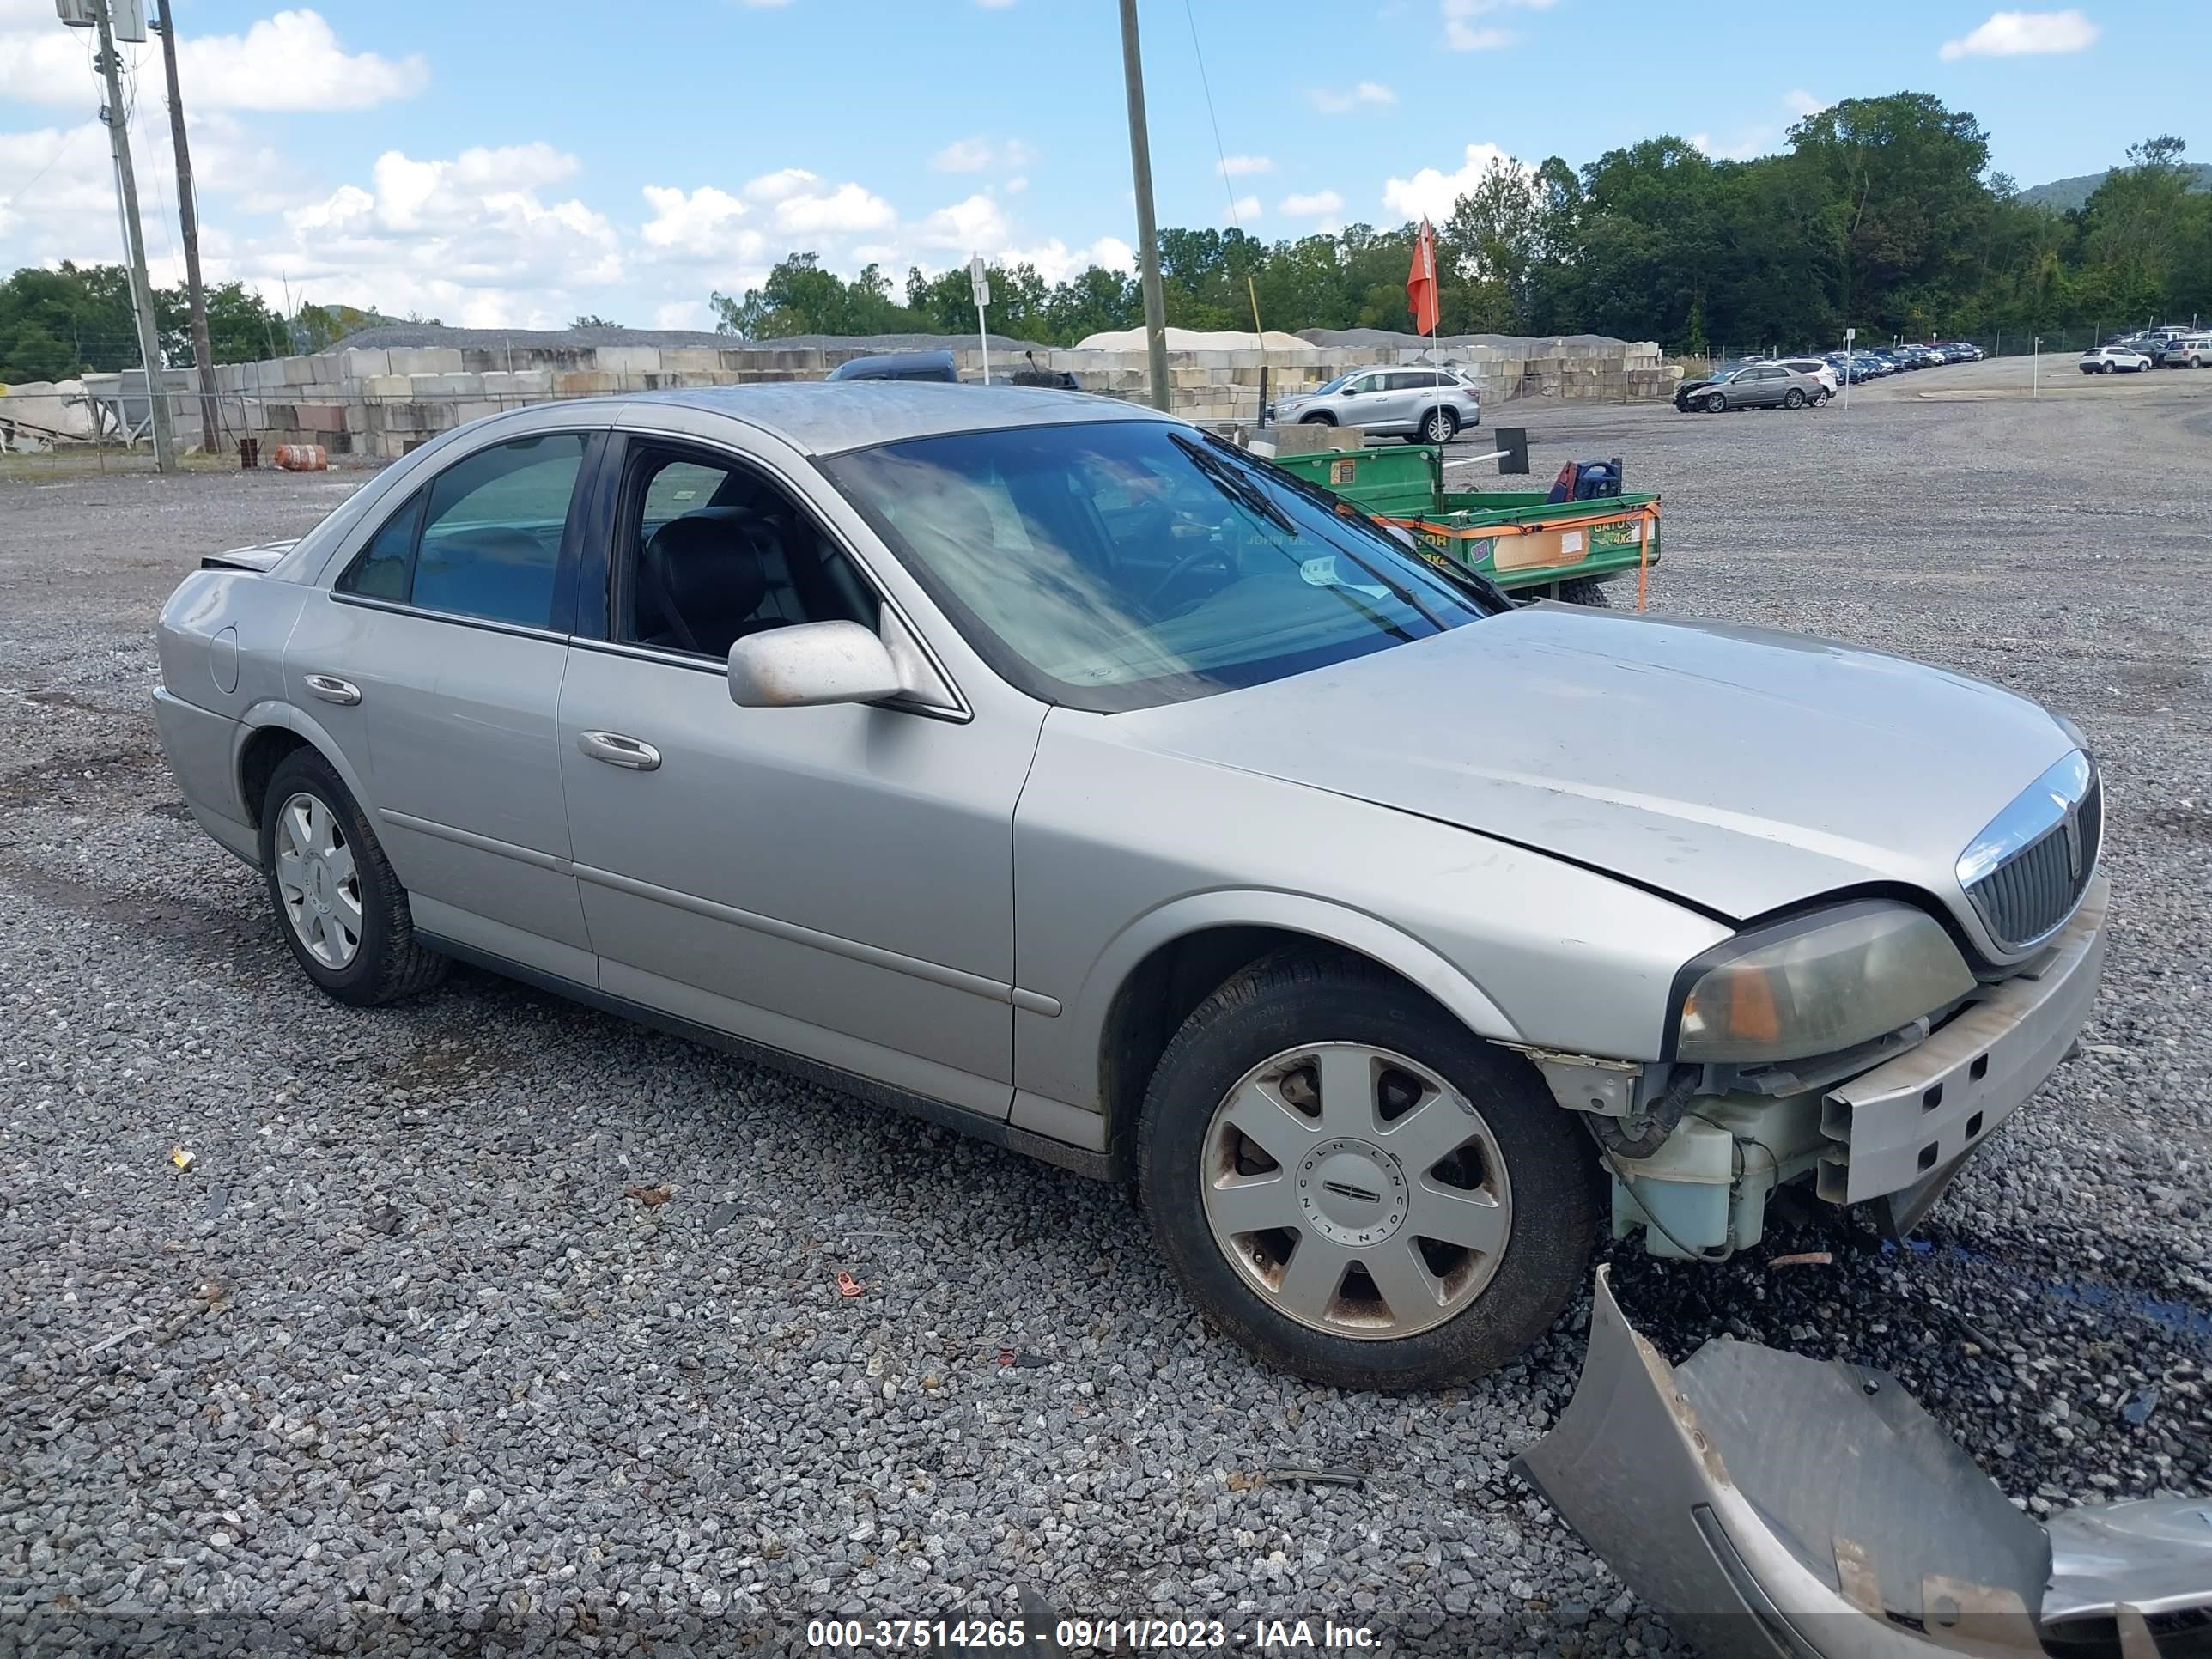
[591,380,1165,458]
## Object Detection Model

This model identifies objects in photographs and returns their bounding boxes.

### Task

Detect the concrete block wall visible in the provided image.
[197,335,1678,459]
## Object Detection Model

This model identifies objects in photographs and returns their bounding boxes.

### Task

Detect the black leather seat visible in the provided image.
[636,507,778,656]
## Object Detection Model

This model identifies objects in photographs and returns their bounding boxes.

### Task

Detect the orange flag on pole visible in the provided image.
[1406,218,1440,337]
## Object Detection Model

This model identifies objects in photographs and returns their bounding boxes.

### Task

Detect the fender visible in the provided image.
[1034,887,1525,1118]
[224,699,420,881]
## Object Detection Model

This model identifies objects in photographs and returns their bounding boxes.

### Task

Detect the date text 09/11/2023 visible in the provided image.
[803,1617,1380,1650]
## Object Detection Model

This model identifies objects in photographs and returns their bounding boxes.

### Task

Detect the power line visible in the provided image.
[1181,0,1246,234]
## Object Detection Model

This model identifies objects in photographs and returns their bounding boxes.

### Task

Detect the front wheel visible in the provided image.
[258,747,448,1006]
[1418,407,1458,445]
[1137,952,1600,1390]
[1702,392,1727,413]
[1300,412,1336,426]
[1783,387,1807,410]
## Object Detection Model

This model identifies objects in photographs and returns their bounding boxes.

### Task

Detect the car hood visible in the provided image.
[1115,605,2075,926]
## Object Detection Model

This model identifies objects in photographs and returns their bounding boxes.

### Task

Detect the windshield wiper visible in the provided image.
[1170,432,1299,538]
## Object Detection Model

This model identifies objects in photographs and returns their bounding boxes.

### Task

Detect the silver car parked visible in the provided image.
[1687,362,1826,411]
[155,384,2108,1389]
[1271,366,1480,443]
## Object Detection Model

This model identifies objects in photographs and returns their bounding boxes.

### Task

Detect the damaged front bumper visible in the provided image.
[1605,876,2108,1260]
[1516,1268,2212,1657]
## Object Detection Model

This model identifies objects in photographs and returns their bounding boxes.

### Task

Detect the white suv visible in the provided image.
[1273,367,1483,444]
[2080,345,2151,374]
[1772,357,1838,396]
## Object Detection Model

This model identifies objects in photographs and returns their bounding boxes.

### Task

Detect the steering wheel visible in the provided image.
[1143,544,1237,614]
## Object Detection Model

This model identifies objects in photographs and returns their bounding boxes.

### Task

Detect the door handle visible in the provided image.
[303,674,361,706]
[578,730,662,771]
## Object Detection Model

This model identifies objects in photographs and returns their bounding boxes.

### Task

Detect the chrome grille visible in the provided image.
[1966,769,2101,949]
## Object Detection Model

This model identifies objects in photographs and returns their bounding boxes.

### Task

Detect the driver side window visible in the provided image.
[616,444,878,659]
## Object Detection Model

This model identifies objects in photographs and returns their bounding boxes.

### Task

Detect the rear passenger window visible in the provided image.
[411,434,587,628]
[334,434,587,628]
[339,492,421,601]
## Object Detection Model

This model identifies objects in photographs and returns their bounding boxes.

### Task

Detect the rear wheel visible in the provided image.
[1702,392,1727,413]
[1783,387,1807,410]
[258,748,447,1006]
[1138,952,1599,1389]
[1419,406,1458,445]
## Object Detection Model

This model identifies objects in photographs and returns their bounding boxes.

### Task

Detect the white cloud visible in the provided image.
[654,300,710,329]
[1441,0,1553,51]
[744,168,817,204]
[930,136,1034,173]
[1690,130,1774,162]
[1224,194,1261,224]
[731,167,895,234]
[0,7,427,112]
[773,181,896,235]
[1217,155,1273,178]
[250,143,623,328]
[1939,8,2098,58]
[1382,142,1517,222]
[1784,88,1828,117]
[1311,81,1396,114]
[995,235,1133,283]
[1279,190,1345,216]
[638,184,764,271]
[913,192,1013,252]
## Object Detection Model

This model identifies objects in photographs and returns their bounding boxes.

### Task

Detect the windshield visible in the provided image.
[1309,372,1355,396]
[820,419,1503,712]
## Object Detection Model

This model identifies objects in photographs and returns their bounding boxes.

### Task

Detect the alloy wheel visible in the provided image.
[273,791,363,969]
[1199,1042,1512,1340]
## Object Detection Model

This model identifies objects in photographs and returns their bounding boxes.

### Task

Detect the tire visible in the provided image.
[258,747,447,1007]
[1300,412,1336,426]
[1136,951,1600,1390]
[1554,577,1612,607]
[1702,392,1727,413]
[1783,387,1806,410]
[1419,407,1458,445]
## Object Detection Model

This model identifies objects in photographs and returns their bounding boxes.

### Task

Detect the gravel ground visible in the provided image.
[3,360,2208,1656]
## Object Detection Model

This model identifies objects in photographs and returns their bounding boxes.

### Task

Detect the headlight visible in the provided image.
[1673,901,1974,1064]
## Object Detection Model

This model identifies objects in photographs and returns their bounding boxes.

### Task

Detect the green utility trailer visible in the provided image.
[1270,442,1662,606]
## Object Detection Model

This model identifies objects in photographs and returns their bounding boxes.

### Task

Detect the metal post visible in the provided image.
[155,0,217,454]
[2033,338,2039,399]
[92,0,175,471]
[1117,0,1171,413]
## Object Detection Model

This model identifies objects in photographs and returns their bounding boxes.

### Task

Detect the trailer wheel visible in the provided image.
[1554,578,1611,607]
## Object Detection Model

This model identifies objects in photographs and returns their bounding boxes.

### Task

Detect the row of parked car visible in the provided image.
[2081,327,2212,373]
[1673,340,1985,413]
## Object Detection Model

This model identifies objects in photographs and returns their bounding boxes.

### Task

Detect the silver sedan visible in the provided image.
[154,384,2107,1389]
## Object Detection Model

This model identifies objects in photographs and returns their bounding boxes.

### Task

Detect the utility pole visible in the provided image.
[90,0,175,471]
[1116,0,1171,413]
[155,0,218,454]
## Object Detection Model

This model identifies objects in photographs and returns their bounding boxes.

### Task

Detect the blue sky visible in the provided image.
[1,0,2198,330]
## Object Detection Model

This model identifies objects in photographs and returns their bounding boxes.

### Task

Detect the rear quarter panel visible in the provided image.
[156,570,311,826]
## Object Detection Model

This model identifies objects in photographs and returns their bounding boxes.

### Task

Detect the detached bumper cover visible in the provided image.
[1821,875,2109,1212]
[1516,1268,2212,1657]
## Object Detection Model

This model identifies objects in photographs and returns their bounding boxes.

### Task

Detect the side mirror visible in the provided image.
[727,621,903,708]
